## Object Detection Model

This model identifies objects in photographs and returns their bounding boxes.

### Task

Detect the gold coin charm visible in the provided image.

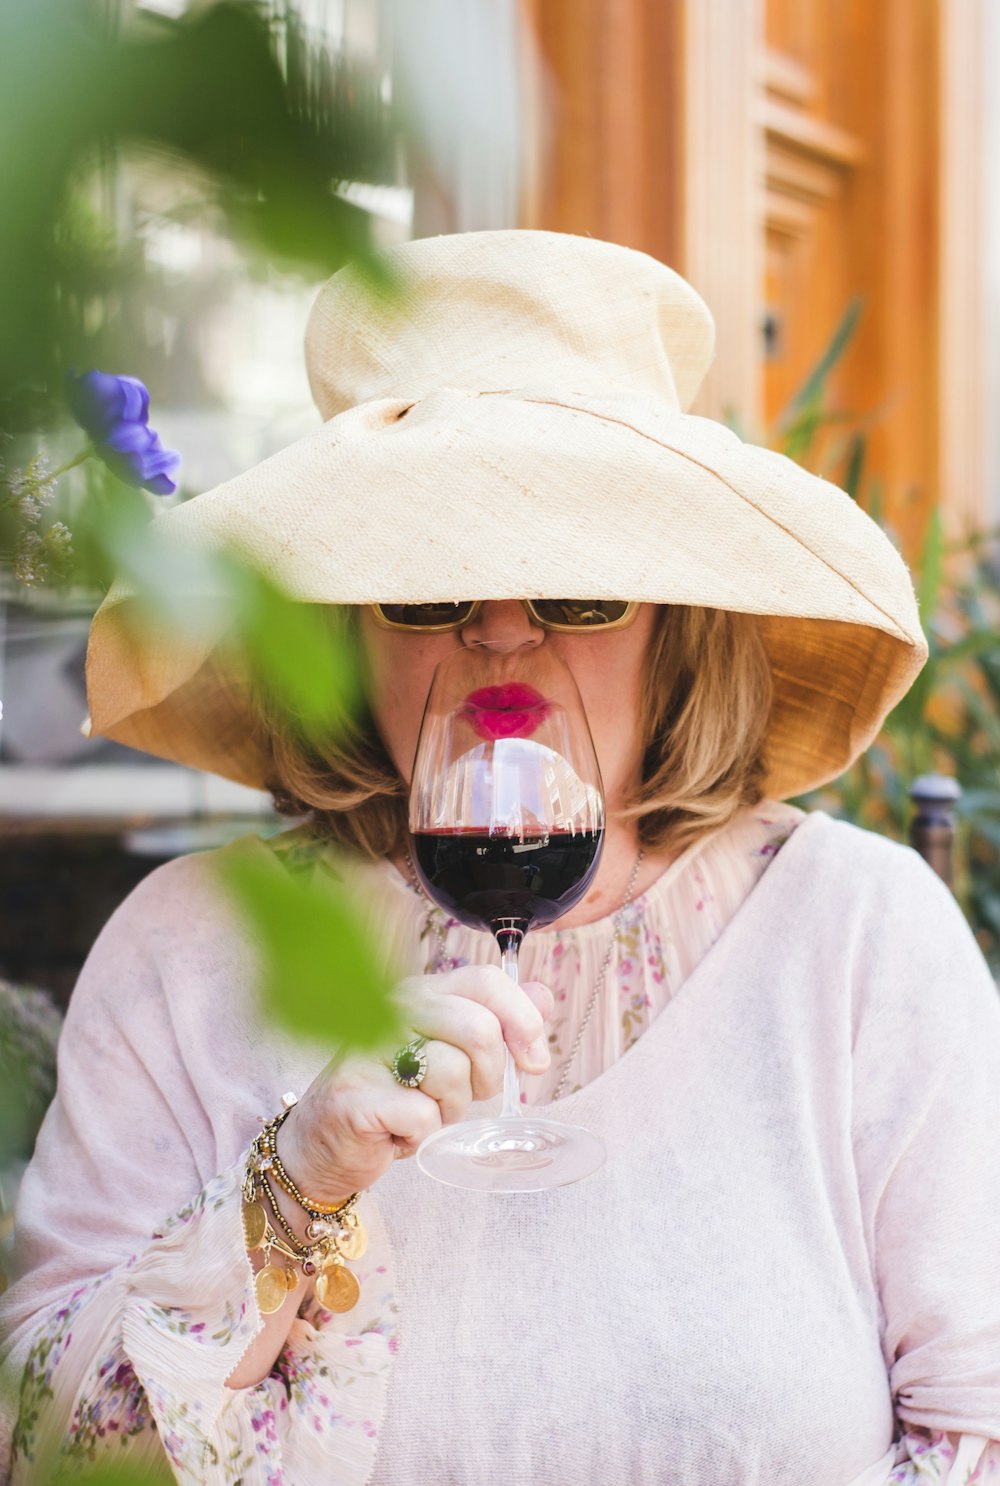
[337,1223,368,1261]
[284,1266,299,1293]
[255,1264,289,1315]
[242,1200,267,1251]
[316,1263,361,1313]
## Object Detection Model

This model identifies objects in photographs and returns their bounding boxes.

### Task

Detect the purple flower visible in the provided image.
[66,370,181,495]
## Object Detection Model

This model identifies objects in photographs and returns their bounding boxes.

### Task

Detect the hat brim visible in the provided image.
[86,387,928,799]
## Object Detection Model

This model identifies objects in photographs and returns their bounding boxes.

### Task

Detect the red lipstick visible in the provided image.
[462,683,551,740]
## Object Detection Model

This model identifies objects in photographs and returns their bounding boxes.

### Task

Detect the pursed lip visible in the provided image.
[461,682,551,740]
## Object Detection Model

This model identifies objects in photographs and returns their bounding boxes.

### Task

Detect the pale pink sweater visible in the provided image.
[1,810,999,1484]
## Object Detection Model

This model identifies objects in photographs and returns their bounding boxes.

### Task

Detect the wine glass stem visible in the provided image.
[498,934,524,1121]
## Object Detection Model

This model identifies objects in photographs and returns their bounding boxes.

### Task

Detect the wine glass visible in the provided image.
[408,644,607,1192]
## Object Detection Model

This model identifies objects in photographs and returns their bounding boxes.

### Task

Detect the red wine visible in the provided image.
[410,828,604,937]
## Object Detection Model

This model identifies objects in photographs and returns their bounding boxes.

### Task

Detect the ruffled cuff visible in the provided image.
[9,1155,257,1483]
[119,1156,261,1478]
[10,1154,398,1486]
[206,1203,400,1486]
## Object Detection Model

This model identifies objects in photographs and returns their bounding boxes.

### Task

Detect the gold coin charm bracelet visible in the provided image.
[241,1092,367,1316]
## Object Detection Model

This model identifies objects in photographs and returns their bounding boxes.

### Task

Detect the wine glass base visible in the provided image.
[415,1116,606,1193]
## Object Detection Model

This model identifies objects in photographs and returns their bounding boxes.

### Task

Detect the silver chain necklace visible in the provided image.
[401,846,645,1101]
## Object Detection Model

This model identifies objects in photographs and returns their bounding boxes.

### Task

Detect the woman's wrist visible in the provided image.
[241,1097,368,1318]
[272,1114,356,1216]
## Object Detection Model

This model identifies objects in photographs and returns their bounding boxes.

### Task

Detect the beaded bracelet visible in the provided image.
[241,1093,367,1316]
[255,1098,360,1221]
[257,1171,314,1260]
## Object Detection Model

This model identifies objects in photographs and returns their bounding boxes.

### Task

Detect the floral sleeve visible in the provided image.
[6,1156,395,1485]
[0,850,397,1485]
[881,1430,1000,1483]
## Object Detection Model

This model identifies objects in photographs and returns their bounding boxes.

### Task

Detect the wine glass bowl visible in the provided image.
[407,646,608,1191]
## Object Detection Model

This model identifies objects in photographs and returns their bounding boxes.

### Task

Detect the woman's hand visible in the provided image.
[277,968,554,1202]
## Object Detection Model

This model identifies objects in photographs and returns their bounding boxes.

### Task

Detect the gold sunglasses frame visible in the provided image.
[370,599,640,635]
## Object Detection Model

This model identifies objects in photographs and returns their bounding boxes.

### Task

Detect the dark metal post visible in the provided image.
[909,774,961,890]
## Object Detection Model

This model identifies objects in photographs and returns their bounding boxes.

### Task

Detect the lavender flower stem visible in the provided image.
[49,445,93,479]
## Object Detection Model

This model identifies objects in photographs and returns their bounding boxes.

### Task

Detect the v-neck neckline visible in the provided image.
[249,806,825,1115]
[494,809,831,1116]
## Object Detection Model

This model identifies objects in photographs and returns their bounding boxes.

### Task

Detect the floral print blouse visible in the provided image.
[1,801,998,1484]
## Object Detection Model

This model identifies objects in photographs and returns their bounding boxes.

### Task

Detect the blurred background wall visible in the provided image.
[2,0,999,1001]
[523,0,997,548]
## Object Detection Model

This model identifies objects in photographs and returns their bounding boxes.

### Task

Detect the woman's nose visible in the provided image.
[461,600,543,652]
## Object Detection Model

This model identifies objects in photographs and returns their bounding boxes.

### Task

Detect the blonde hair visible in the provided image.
[251,605,773,859]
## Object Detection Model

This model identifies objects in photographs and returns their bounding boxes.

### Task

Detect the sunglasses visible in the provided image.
[371,599,639,634]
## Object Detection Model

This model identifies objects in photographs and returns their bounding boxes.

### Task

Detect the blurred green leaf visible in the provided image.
[59,489,383,1056]
[218,848,401,1048]
[956,787,1000,815]
[843,432,865,503]
[0,981,61,1165]
[0,0,397,427]
[777,297,1000,967]
[722,405,748,442]
[73,488,363,744]
[777,296,864,430]
[235,571,361,741]
[917,506,944,621]
[930,627,1000,669]
[973,888,1000,939]
[51,1456,173,1485]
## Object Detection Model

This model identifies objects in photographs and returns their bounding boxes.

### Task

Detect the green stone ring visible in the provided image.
[391,1035,429,1089]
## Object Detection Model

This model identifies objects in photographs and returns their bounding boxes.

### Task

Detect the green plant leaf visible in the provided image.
[50,1460,173,1486]
[217,847,401,1048]
[917,506,944,622]
[955,788,1000,814]
[0,0,394,421]
[777,296,864,428]
[92,504,363,747]
[721,404,747,439]
[232,571,362,742]
[932,628,1000,669]
[843,432,865,503]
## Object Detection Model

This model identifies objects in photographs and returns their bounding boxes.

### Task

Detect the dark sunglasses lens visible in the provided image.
[378,602,476,629]
[531,600,632,627]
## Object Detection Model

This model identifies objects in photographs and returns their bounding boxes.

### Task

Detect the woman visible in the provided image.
[2,230,999,1484]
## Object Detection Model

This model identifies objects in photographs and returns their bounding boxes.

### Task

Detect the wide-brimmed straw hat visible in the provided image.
[85,229,927,800]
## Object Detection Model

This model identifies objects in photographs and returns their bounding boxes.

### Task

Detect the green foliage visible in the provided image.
[775,296,865,463]
[0,0,397,431]
[0,0,409,1074]
[236,572,361,743]
[84,482,363,745]
[0,7,406,1470]
[767,305,1000,965]
[50,1456,173,1485]
[219,846,401,1048]
[0,981,61,1165]
[75,483,400,1048]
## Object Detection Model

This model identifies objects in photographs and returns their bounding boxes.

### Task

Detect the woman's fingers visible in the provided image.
[410,1038,474,1124]
[408,998,506,1098]
[374,1077,443,1156]
[403,966,551,1080]
[521,979,556,1024]
[281,969,556,1200]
